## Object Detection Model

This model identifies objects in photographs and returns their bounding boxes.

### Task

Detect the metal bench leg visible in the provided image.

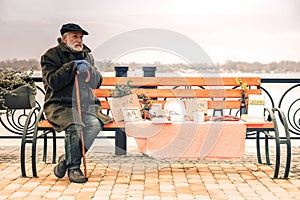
[20,136,27,177]
[41,130,56,164]
[273,135,281,178]
[284,140,291,178]
[42,133,47,163]
[32,129,39,178]
[275,108,291,179]
[21,130,31,177]
[265,107,281,179]
[115,128,127,155]
[264,133,271,165]
[52,131,57,164]
[21,107,38,178]
[256,131,262,164]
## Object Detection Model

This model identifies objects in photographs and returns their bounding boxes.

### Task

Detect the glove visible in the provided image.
[74,60,91,73]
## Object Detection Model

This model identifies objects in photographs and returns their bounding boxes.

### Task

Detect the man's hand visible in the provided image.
[74,60,91,73]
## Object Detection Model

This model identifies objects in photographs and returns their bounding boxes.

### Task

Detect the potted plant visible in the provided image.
[109,80,133,98]
[235,78,248,117]
[0,69,36,113]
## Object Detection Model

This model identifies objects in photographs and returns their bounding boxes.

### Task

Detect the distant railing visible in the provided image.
[1,74,300,140]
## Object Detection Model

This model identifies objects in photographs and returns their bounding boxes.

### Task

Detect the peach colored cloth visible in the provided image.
[125,121,247,160]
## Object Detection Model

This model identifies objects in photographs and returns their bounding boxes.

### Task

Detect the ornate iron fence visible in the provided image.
[1,77,300,139]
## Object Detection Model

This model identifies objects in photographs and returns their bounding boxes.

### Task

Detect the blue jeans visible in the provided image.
[64,113,102,170]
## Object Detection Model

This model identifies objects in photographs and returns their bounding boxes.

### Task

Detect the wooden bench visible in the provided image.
[21,77,291,178]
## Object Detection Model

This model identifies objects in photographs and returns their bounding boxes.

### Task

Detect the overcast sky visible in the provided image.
[0,0,299,64]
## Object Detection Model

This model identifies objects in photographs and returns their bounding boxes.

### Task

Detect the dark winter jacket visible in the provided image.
[40,38,112,132]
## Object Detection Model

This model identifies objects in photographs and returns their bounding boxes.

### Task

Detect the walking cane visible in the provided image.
[74,70,90,179]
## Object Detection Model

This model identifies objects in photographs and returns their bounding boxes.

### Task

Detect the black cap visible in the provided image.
[60,23,89,35]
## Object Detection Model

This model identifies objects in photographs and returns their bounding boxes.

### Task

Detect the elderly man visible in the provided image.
[41,23,112,183]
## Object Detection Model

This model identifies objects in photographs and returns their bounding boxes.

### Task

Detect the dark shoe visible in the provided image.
[54,154,67,178]
[68,168,88,183]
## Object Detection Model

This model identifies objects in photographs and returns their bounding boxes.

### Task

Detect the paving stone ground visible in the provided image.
[0,139,299,200]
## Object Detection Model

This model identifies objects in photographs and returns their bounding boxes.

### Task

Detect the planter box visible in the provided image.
[0,85,36,109]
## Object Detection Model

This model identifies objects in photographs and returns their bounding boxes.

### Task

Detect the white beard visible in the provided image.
[66,40,83,52]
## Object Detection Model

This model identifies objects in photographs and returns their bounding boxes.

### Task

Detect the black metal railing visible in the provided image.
[1,75,300,140]
[261,78,300,138]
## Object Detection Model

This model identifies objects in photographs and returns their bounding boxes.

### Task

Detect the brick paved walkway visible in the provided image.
[0,141,299,200]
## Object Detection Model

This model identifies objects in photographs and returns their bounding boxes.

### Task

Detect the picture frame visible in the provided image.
[122,107,142,122]
[149,103,164,117]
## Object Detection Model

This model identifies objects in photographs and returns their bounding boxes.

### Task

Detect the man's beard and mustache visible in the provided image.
[66,39,83,52]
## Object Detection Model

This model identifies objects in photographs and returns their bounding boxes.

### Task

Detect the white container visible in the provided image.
[164,99,186,122]
[193,111,205,122]
[170,114,185,122]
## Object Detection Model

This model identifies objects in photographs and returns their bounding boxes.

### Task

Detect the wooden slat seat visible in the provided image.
[37,119,52,129]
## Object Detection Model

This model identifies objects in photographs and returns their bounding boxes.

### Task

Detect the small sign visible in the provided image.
[185,99,208,115]
[122,107,142,122]
[247,94,265,123]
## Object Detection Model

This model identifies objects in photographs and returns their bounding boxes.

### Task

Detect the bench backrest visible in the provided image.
[94,77,261,111]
